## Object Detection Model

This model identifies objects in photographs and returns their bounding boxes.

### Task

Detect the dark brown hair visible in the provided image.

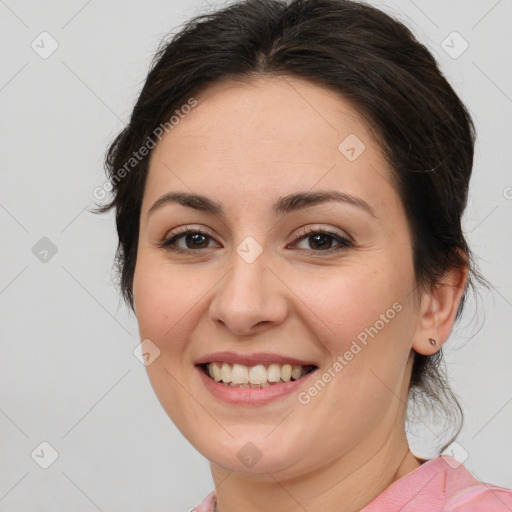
[96,0,487,454]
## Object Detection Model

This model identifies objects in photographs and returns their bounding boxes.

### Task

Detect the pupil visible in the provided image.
[310,234,331,250]
[188,233,208,249]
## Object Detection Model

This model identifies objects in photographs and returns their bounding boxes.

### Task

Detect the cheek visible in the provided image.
[293,263,406,342]
[132,251,225,370]
[133,253,198,345]
[132,256,202,403]
[290,260,415,392]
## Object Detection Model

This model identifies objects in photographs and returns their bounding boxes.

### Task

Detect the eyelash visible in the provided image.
[158,225,354,255]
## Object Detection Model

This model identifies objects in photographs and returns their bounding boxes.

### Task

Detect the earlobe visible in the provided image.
[411,264,469,355]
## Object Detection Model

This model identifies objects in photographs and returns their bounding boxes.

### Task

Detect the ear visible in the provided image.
[411,264,469,355]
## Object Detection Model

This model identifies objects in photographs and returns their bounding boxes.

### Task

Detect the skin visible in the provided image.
[132,75,468,512]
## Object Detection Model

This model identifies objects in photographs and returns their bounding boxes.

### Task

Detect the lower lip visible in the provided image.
[196,366,318,405]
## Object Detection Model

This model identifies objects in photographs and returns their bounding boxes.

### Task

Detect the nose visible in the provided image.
[208,249,289,336]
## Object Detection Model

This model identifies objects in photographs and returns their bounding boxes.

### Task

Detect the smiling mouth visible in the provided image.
[198,362,318,388]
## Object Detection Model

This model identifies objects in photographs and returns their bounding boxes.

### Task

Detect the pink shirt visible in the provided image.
[192,455,512,511]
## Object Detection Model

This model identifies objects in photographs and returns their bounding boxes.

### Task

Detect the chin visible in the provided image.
[193,431,310,478]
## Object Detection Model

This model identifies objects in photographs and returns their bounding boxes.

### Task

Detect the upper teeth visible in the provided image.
[207,362,309,385]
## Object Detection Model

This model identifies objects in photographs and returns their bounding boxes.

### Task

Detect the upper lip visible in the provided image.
[194,351,318,367]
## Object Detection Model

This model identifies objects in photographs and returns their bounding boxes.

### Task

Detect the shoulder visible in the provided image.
[443,459,512,512]
[363,455,512,512]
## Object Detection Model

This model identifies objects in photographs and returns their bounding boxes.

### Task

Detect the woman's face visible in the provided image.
[133,75,426,479]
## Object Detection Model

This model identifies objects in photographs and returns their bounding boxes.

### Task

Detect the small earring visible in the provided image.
[428,338,437,346]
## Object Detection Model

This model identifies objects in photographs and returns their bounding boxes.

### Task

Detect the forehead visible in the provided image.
[154,75,380,161]
[144,75,395,215]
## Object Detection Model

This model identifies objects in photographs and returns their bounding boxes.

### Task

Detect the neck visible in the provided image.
[211,432,422,512]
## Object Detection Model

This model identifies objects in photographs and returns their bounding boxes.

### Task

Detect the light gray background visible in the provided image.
[1,0,511,510]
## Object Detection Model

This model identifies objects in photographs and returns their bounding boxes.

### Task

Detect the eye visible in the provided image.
[290,226,353,253]
[158,226,219,252]
[158,225,353,255]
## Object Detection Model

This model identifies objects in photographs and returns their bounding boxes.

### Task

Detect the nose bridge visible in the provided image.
[209,237,287,334]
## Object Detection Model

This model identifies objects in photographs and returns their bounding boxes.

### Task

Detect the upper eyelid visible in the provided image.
[163,225,352,249]
[294,224,351,240]
[164,224,349,241]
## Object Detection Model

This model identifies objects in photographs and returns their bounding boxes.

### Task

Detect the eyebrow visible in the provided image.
[147,190,377,219]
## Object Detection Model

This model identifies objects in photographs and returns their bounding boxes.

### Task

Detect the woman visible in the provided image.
[97,0,512,510]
